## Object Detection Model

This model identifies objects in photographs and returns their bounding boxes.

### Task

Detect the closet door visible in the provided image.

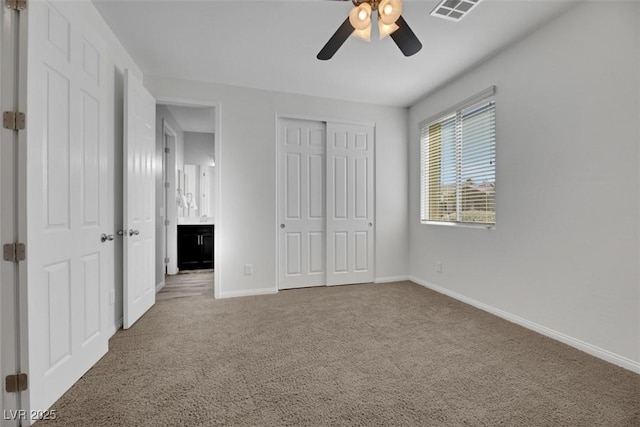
[278,118,375,289]
[326,123,375,285]
[278,118,326,289]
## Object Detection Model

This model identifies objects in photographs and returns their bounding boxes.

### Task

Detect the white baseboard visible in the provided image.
[219,287,278,299]
[408,276,640,375]
[375,275,410,284]
[155,279,165,293]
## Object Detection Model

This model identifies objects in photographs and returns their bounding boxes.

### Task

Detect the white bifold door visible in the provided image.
[123,70,156,329]
[278,118,374,289]
[24,1,110,418]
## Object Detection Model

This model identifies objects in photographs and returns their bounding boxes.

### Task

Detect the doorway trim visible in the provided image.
[162,121,178,277]
[156,97,222,299]
[1,0,26,420]
[277,113,375,129]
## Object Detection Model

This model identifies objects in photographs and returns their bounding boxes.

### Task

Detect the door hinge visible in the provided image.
[3,111,25,130]
[164,182,170,189]
[5,0,26,11]
[5,373,27,393]
[164,147,170,154]
[164,219,170,226]
[3,243,25,262]
[164,257,170,264]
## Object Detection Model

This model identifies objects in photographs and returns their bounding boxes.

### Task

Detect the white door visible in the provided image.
[278,119,326,289]
[326,123,375,285]
[278,119,375,289]
[24,0,109,416]
[123,70,156,329]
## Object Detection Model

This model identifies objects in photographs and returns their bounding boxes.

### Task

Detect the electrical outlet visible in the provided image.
[244,264,253,275]
[109,290,115,305]
[436,261,443,273]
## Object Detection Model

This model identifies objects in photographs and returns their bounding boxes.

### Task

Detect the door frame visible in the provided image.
[275,113,377,290]
[1,0,27,421]
[162,121,178,276]
[156,97,222,299]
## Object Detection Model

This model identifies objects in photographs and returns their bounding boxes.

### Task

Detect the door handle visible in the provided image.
[280,224,285,229]
[100,234,115,243]
[129,229,140,236]
[117,230,125,236]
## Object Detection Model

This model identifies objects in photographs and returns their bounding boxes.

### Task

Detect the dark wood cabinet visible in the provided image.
[178,225,214,271]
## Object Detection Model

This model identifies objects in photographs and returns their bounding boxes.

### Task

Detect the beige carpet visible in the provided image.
[36,282,638,426]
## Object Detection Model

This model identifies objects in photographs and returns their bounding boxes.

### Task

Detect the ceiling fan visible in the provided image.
[317,0,484,60]
[317,0,421,60]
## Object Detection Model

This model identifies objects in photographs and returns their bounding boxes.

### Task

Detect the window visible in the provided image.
[420,87,496,226]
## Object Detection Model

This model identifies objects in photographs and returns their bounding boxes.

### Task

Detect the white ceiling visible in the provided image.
[165,104,216,133]
[93,0,580,107]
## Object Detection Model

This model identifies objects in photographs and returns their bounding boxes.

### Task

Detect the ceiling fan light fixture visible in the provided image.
[317,0,421,60]
[378,0,403,26]
[378,20,399,39]
[349,3,372,31]
[353,26,372,41]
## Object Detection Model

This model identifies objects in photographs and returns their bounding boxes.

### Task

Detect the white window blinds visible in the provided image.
[420,89,496,225]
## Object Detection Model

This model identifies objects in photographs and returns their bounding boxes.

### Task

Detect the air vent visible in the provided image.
[430,0,482,22]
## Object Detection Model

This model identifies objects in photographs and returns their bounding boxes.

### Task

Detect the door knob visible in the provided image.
[129,229,140,236]
[117,230,124,236]
[101,233,115,242]
[280,224,285,229]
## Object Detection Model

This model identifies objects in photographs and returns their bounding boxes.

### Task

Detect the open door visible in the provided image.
[123,70,156,329]
[24,0,110,418]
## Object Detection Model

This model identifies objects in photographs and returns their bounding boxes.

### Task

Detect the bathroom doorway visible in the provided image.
[154,102,220,299]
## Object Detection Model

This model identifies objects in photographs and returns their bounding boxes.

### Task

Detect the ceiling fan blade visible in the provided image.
[390,16,422,57]
[317,18,355,61]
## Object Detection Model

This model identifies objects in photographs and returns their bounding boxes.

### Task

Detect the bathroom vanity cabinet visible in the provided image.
[177,224,214,270]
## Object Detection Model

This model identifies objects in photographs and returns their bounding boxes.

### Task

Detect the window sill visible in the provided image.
[421,220,495,230]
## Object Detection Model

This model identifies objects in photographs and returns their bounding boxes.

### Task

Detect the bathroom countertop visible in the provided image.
[177,218,215,226]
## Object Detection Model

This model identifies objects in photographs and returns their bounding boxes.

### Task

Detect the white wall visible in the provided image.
[408,1,640,370]
[184,131,214,165]
[145,76,409,297]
